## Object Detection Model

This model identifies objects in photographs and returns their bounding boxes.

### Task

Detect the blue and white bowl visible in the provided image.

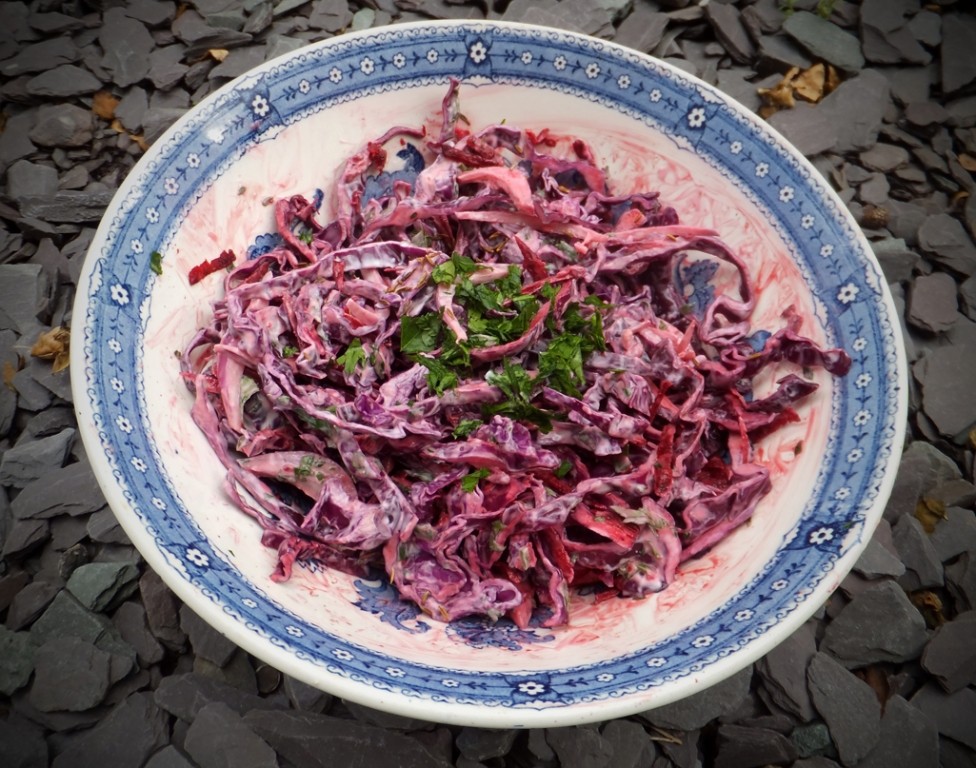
[72,20,907,727]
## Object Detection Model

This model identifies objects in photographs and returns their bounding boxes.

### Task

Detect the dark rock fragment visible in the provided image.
[67,561,141,613]
[29,636,112,712]
[154,672,285,722]
[820,580,929,667]
[184,702,278,768]
[755,621,817,720]
[807,652,881,766]
[145,746,196,768]
[913,321,976,439]
[908,272,960,333]
[781,11,864,73]
[0,263,49,334]
[243,708,453,768]
[600,720,651,768]
[921,610,976,693]
[704,3,754,64]
[714,724,797,768]
[856,695,938,768]
[930,507,976,562]
[11,459,107,519]
[180,603,237,666]
[5,580,61,630]
[99,8,153,87]
[0,626,35,696]
[0,714,48,768]
[457,729,517,761]
[0,428,74,488]
[942,13,976,94]
[0,37,79,77]
[767,104,837,157]
[614,6,668,53]
[918,213,976,277]
[910,683,976,750]
[139,568,186,650]
[641,666,752,731]
[817,70,890,153]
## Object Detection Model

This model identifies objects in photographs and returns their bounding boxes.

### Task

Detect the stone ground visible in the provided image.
[2,0,976,766]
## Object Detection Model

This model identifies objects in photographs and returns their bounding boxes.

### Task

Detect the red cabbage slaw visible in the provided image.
[181,82,850,628]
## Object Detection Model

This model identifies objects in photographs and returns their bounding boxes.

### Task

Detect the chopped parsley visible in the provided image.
[400,313,443,354]
[461,467,490,492]
[149,251,163,275]
[452,419,482,438]
[336,339,367,373]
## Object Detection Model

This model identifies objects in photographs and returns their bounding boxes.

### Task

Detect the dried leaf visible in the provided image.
[131,133,149,152]
[758,68,798,117]
[825,64,841,95]
[2,360,19,389]
[915,496,946,533]
[208,48,229,62]
[959,153,976,172]
[31,326,70,373]
[854,665,889,707]
[860,204,889,230]
[793,63,826,103]
[911,590,946,628]
[92,90,119,120]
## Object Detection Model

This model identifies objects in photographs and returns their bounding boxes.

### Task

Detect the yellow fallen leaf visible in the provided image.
[2,359,19,389]
[757,67,798,116]
[911,590,945,628]
[30,326,71,374]
[959,153,976,172]
[793,62,826,103]
[93,90,120,120]
[208,48,229,62]
[914,496,946,533]
[825,64,841,95]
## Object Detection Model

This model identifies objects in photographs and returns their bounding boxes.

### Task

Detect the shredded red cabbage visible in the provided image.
[181,81,850,628]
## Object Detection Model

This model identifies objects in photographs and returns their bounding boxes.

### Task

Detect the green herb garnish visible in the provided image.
[461,467,490,492]
[336,339,367,373]
[150,251,163,275]
[400,313,443,354]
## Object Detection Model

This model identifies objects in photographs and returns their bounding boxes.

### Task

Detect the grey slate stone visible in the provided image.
[12,459,107,519]
[947,553,976,612]
[28,104,94,148]
[704,3,754,64]
[0,263,49,334]
[50,692,169,768]
[906,100,950,128]
[30,590,137,681]
[767,103,837,157]
[12,366,53,411]
[818,69,890,153]
[244,708,453,768]
[918,213,976,277]
[859,173,890,206]
[715,69,762,114]
[820,580,929,667]
[99,8,153,88]
[908,272,960,333]
[714,724,798,768]
[601,719,651,768]
[807,652,881,766]
[910,683,976,750]
[87,507,129,544]
[0,427,74,488]
[67,561,141,613]
[112,602,165,668]
[29,636,113,712]
[859,0,916,33]
[926,478,976,510]
[184,702,278,768]
[857,695,939,768]
[124,0,177,27]
[25,64,101,98]
[154,672,286,722]
[344,700,430,731]
[614,6,668,53]
[791,722,832,760]
[930,507,976,562]
[547,725,614,768]
[6,159,59,202]
[139,568,187,650]
[0,37,79,77]
[147,46,189,92]
[282,674,331,712]
[5,579,60,630]
[782,11,865,73]
[882,65,936,107]
[17,191,113,223]
[0,626,35,695]
[757,33,813,72]
[883,441,962,522]
[921,610,976,693]
[180,603,237,666]
[642,665,752,731]
[853,536,906,579]
[0,110,37,165]
[913,323,976,439]
[862,24,931,66]
[145,746,197,768]
[0,715,48,768]
[457,729,517,761]
[1,518,49,559]
[755,621,817,720]
[209,45,267,79]
[942,13,976,94]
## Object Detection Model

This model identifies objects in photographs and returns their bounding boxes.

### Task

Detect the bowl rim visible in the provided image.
[71,18,909,728]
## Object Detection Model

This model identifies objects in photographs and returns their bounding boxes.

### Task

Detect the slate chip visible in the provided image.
[715,724,798,768]
[139,568,187,650]
[614,6,668,53]
[0,427,74,488]
[282,674,331,713]
[921,610,976,693]
[704,3,754,64]
[25,64,102,97]
[457,728,517,761]
[6,159,59,202]
[183,701,277,768]
[767,104,837,158]
[817,70,890,153]
[941,13,976,94]
[642,665,752,731]
[67,561,141,613]
[28,104,95,148]
[782,11,864,73]
[49,692,169,768]
[154,672,286,722]
[0,626,35,696]
[29,636,113,712]
[0,714,48,768]
[546,725,614,768]
[918,213,976,277]
[807,652,881,766]
[855,695,938,768]
[930,507,976,562]
[11,459,107,519]
[820,580,929,667]
[913,322,976,439]
[755,622,817,721]
[883,441,962,523]
[5,579,61,630]
[0,263,50,334]
[0,37,79,77]
[243,708,454,768]
[99,8,153,87]
[910,683,976,750]
[600,720,651,768]
[180,603,237,666]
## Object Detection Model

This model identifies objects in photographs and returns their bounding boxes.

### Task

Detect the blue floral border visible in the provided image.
[79,22,904,712]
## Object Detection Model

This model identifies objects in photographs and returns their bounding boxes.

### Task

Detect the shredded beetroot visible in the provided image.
[181,81,850,628]
[188,249,236,285]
